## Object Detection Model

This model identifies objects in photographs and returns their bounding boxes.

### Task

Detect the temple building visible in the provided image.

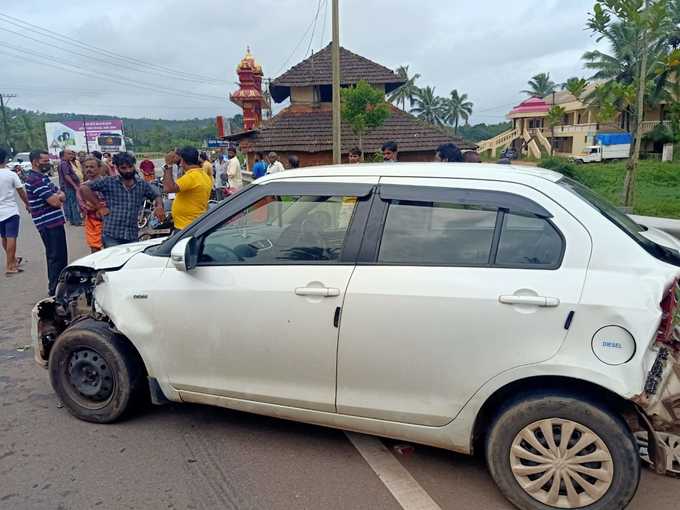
[226,45,474,168]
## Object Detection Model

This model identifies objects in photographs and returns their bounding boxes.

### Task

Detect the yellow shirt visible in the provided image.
[202,160,213,180]
[172,167,212,229]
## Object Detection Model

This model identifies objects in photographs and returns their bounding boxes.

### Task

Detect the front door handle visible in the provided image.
[499,295,560,307]
[295,287,340,297]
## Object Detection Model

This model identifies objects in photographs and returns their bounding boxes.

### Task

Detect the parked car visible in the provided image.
[32,163,680,510]
[7,152,32,174]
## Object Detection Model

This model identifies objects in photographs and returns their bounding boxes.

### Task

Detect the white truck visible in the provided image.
[574,132,632,164]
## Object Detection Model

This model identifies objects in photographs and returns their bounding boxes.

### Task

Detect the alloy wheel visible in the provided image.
[510,418,614,508]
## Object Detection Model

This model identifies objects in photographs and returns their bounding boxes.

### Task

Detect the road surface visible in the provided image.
[1,208,678,510]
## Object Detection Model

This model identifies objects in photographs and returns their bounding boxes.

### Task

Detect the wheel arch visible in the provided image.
[470,375,638,455]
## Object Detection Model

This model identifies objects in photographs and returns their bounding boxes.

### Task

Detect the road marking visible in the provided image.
[346,432,441,510]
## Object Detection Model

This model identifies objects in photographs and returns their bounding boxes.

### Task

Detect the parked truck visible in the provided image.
[573,132,632,164]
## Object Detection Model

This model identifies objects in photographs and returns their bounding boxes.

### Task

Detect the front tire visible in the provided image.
[485,393,640,510]
[49,319,145,423]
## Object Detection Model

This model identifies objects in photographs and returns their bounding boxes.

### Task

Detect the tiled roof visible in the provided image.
[227,105,476,153]
[270,44,404,102]
[509,97,550,116]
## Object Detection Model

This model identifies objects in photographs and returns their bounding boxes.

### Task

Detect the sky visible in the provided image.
[0,0,604,123]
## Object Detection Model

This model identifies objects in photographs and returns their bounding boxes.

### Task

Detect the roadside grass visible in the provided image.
[539,158,680,219]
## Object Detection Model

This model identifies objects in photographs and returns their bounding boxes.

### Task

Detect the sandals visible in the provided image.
[5,268,24,275]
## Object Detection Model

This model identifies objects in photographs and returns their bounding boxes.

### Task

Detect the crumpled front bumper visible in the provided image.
[31,299,52,368]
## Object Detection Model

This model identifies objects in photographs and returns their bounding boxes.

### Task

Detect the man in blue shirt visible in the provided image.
[25,149,68,296]
[251,152,268,180]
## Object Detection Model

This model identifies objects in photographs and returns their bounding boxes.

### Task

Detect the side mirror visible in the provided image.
[170,237,198,272]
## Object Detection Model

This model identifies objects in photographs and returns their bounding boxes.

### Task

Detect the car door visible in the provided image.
[157,178,376,413]
[336,177,592,426]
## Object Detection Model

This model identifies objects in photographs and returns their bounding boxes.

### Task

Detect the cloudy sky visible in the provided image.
[0,0,604,123]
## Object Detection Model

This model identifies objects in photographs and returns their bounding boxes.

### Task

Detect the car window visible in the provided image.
[496,213,563,267]
[199,195,357,264]
[378,200,497,265]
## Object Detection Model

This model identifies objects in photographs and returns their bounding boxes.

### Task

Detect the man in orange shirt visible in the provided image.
[163,147,212,230]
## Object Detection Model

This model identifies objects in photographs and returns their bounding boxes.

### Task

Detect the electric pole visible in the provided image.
[0,93,17,153]
[331,0,341,164]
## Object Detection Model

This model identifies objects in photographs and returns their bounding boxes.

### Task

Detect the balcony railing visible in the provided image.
[640,120,671,134]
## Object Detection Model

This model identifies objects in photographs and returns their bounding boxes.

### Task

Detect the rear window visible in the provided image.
[558,177,680,266]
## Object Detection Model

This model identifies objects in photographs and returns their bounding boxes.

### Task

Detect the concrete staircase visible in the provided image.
[522,129,542,159]
[477,128,519,156]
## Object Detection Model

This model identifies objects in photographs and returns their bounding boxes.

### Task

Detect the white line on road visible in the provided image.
[346,432,442,510]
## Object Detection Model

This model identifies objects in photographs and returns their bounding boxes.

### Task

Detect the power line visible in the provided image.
[305,0,323,58]
[0,45,227,102]
[318,0,329,49]
[0,26,227,86]
[0,12,226,83]
[273,1,325,77]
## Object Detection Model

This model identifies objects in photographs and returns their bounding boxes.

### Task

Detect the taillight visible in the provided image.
[657,279,680,345]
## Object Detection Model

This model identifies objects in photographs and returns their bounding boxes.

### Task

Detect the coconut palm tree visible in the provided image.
[521,73,557,98]
[388,65,421,111]
[562,77,589,101]
[545,105,566,156]
[444,90,473,135]
[410,86,446,126]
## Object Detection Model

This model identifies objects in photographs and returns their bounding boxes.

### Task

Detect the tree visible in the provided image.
[340,80,391,159]
[410,86,446,125]
[444,90,474,134]
[522,73,557,98]
[562,77,590,100]
[587,0,673,207]
[545,105,567,155]
[388,65,421,111]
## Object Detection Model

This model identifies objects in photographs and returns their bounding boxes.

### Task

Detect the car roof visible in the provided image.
[255,162,563,185]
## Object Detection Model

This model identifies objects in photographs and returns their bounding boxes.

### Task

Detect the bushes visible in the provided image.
[538,156,577,178]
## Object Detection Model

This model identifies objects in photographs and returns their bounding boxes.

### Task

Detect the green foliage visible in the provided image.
[538,156,577,178]
[388,65,421,111]
[545,106,567,127]
[568,159,680,218]
[444,90,474,134]
[0,106,242,154]
[410,86,447,126]
[521,73,557,98]
[643,122,676,144]
[563,77,590,100]
[457,122,512,142]
[341,80,391,154]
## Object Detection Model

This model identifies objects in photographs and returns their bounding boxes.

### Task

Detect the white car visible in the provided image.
[33,163,680,510]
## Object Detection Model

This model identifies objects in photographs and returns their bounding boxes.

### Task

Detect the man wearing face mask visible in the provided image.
[80,152,164,248]
[24,149,68,296]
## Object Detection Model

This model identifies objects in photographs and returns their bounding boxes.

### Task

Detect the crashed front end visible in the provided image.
[633,281,680,475]
[32,266,100,366]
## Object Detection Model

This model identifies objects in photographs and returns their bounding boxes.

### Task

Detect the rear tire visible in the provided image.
[485,392,640,510]
[49,318,145,423]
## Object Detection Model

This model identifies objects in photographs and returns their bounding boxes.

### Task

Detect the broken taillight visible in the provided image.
[657,279,680,346]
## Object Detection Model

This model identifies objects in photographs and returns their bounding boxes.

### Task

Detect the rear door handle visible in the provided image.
[295,287,341,297]
[499,295,560,307]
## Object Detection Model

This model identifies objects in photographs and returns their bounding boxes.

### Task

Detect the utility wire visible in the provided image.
[272,1,325,77]
[0,26,226,86]
[304,0,323,58]
[0,48,227,103]
[0,12,226,83]
[318,0,329,49]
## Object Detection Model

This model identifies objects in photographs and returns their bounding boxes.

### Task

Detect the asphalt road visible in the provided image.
[1,208,679,510]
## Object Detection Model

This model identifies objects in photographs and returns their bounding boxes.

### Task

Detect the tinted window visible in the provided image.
[199,195,357,264]
[496,213,563,267]
[378,200,497,265]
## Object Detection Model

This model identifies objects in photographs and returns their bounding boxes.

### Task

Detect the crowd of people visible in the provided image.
[0,140,481,296]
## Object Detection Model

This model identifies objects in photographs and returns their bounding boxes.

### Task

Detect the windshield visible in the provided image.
[559,177,680,266]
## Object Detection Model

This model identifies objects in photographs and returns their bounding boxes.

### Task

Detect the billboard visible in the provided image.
[45,119,126,158]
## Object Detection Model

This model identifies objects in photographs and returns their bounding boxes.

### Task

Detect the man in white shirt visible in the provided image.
[0,147,30,274]
[266,151,285,174]
[226,147,243,191]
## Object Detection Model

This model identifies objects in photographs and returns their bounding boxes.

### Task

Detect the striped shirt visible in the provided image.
[25,170,65,230]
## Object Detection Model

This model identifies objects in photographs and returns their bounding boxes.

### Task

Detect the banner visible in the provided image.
[45,119,126,158]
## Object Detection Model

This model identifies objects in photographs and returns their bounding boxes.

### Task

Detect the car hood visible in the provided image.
[69,238,165,270]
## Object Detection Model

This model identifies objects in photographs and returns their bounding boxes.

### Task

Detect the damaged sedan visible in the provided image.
[33,164,680,510]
